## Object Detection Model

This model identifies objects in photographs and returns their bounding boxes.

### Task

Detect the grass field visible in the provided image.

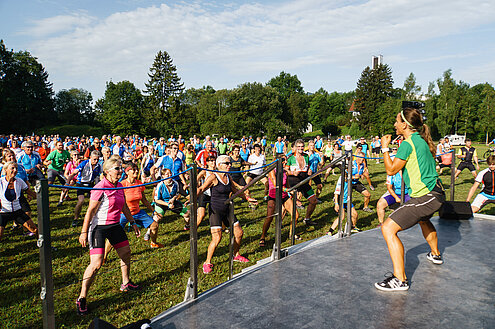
[2,143,495,328]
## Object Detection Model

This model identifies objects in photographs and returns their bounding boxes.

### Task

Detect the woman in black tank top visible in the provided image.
[196,155,258,274]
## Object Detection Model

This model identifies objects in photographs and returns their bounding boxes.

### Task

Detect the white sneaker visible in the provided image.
[143,232,150,241]
[426,252,443,265]
[375,274,409,291]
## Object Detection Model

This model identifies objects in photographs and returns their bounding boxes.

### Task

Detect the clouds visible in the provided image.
[24,0,495,97]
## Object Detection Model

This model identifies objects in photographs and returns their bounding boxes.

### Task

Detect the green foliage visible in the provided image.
[55,88,94,125]
[402,72,421,100]
[354,64,394,132]
[36,124,106,137]
[0,40,55,133]
[145,50,184,112]
[267,71,304,98]
[95,81,146,135]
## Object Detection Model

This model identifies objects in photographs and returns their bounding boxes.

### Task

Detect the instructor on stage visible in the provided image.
[375,107,445,292]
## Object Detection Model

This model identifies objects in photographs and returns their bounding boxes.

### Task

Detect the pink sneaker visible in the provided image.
[203,263,213,274]
[233,255,249,263]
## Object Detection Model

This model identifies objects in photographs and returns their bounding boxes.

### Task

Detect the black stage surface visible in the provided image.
[152,217,495,328]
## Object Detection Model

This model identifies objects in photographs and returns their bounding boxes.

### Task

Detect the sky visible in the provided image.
[2,0,495,100]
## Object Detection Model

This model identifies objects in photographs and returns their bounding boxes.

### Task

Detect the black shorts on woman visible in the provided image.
[389,180,445,230]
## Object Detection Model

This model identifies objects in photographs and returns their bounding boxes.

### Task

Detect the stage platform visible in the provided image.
[152,216,495,328]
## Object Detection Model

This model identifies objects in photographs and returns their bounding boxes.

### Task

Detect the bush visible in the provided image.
[36,125,106,138]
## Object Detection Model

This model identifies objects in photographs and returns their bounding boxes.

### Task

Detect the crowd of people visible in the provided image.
[2,119,495,313]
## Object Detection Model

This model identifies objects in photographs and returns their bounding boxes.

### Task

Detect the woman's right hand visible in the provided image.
[381,135,392,148]
[79,232,88,247]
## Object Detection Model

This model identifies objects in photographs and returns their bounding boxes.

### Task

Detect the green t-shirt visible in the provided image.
[286,154,309,174]
[46,149,71,171]
[217,143,228,155]
[395,132,438,197]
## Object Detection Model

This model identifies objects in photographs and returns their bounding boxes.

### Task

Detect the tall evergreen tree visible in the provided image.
[403,72,421,100]
[0,40,54,133]
[145,50,184,112]
[354,64,394,132]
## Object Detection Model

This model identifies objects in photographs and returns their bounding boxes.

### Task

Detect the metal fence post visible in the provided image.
[450,151,455,201]
[184,165,198,301]
[338,156,346,238]
[273,159,283,259]
[345,153,353,236]
[400,169,405,204]
[36,179,55,329]
[228,201,234,280]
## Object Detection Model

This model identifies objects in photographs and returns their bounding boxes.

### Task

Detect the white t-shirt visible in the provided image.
[248,153,266,176]
[342,140,353,151]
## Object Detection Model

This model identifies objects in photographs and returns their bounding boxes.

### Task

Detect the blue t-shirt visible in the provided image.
[351,160,364,184]
[155,156,184,181]
[387,171,406,196]
[76,160,102,184]
[240,148,250,162]
[315,139,323,150]
[275,141,285,153]
[308,152,321,173]
[154,181,179,203]
[17,152,41,171]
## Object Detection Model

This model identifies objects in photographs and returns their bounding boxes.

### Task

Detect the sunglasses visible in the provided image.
[111,166,122,171]
[221,162,232,166]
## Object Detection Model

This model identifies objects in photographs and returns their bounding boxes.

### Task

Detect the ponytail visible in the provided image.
[419,124,436,158]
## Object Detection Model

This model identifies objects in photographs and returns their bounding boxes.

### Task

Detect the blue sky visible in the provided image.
[2,0,495,100]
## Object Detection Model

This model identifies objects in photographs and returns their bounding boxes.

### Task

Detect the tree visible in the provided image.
[434,70,459,137]
[476,84,495,142]
[354,64,394,132]
[145,50,184,112]
[403,72,421,100]
[0,40,54,133]
[55,88,94,125]
[95,81,145,135]
[267,71,304,98]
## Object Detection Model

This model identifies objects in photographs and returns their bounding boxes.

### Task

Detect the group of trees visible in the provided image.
[2,38,495,140]
[354,65,495,141]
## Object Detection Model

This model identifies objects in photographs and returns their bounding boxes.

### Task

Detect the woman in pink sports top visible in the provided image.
[259,155,299,247]
[75,156,141,316]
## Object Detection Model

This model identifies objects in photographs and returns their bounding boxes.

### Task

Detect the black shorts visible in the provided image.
[323,156,331,163]
[312,175,322,186]
[267,195,290,203]
[372,147,380,154]
[287,175,315,199]
[47,169,66,185]
[208,206,238,229]
[232,175,246,186]
[389,189,445,230]
[438,163,451,169]
[352,181,367,193]
[0,209,30,227]
[76,182,94,197]
[89,223,128,253]
[247,172,261,180]
[457,162,475,172]
[19,194,31,213]
[177,180,189,197]
[198,194,211,208]
[155,201,184,216]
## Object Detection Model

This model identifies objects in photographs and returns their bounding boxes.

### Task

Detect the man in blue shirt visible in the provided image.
[17,141,44,183]
[151,142,188,196]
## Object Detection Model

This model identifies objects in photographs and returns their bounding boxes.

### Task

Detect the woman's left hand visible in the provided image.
[132,224,141,237]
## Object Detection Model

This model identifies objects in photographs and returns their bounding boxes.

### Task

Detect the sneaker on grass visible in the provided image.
[303,218,317,226]
[233,255,249,263]
[143,231,150,241]
[351,226,361,233]
[426,252,443,265]
[76,297,88,315]
[120,280,140,292]
[375,274,409,292]
[150,241,164,248]
[203,263,213,274]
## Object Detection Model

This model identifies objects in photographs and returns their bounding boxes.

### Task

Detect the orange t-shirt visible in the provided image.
[121,180,145,215]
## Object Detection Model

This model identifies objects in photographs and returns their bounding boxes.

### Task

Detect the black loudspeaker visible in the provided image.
[439,201,473,220]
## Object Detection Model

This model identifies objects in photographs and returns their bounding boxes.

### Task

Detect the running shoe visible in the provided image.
[370,185,375,191]
[327,229,335,236]
[120,280,140,292]
[303,218,317,226]
[351,226,362,233]
[375,274,409,292]
[76,297,88,315]
[363,207,373,213]
[150,242,164,248]
[183,224,190,231]
[143,231,150,241]
[233,255,249,263]
[426,252,443,265]
[203,263,213,274]
[57,201,63,207]
[263,196,269,202]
